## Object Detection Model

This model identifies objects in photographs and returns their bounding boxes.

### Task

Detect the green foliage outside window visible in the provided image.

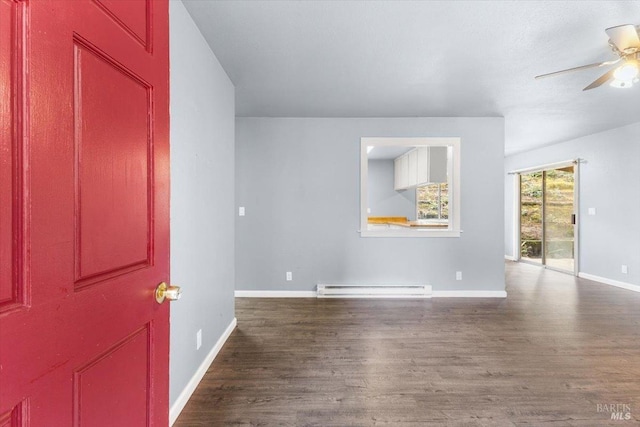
[520,169,574,259]
[417,183,448,220]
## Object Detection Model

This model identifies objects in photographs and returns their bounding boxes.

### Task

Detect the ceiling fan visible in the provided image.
[535,24,640,90]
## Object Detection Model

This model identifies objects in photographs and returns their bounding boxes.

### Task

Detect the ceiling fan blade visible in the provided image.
[606,24,640,51]
[535,58,620,79]
[582,68,616,91]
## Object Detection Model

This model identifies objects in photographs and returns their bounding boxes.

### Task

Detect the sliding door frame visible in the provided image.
[512,160,580,276]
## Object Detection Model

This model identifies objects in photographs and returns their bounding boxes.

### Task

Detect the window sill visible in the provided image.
[359,229,462,238]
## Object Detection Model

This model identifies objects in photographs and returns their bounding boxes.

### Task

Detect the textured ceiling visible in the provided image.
[182,0,640,155]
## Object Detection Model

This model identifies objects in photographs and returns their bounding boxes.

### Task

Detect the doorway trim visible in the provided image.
[509,159,581,276]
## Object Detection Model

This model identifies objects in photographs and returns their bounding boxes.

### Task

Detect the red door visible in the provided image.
[0,0,170,425]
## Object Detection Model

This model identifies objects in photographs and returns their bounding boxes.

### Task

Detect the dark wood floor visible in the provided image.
[174,262,640,426]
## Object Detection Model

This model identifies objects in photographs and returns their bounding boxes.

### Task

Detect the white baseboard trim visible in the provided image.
[433,290,508,298]
[578,272,640,293]
[235,290,317,298]
[504,255,517,261]
[169,317,237,426]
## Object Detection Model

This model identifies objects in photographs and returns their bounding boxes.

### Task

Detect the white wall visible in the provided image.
[505,122,640,286]
[169,0,235,415]
[236,117,505,293]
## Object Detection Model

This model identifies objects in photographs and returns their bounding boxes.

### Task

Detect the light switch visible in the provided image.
[239,207,245,216]
[588,208,596,216]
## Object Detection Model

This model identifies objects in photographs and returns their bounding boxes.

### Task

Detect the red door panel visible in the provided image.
[92,0,151,49]
[74,39,152,286]
[0,0,170,425]
[74,325,151,426]
[0,401,26,426]
[0,0,15,308]
[0,0,26,314]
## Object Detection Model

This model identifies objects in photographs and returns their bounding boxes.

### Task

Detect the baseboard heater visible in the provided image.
[316,283,432,299]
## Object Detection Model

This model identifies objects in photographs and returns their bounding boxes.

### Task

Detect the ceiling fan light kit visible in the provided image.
[536,24,640,90]
[610,60,639,88]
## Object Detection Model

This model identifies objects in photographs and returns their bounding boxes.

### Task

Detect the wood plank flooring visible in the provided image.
[174,262,640,426]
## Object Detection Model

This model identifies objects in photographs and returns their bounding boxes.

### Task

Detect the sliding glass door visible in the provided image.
[519,165,576,273]
[520,172,543,265]
[544,167,575,272]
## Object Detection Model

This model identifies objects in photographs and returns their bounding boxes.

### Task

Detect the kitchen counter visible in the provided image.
[367,217,449,229]
[386,221,448,228]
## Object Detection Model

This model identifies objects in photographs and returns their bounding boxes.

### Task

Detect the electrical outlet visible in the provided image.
[238,207,245,216]
[286,271,292,281]
[622,265,628,274]
[196,329,202,350]
[456,271,462,281]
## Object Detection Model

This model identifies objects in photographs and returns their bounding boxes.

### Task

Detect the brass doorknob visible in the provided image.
[155,282,182,304]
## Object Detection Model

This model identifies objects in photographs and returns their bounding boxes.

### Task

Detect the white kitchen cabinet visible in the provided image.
[394,154,409,190]
[416,147,429,184]
[394,146,448,190]
[407,149,418,187]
